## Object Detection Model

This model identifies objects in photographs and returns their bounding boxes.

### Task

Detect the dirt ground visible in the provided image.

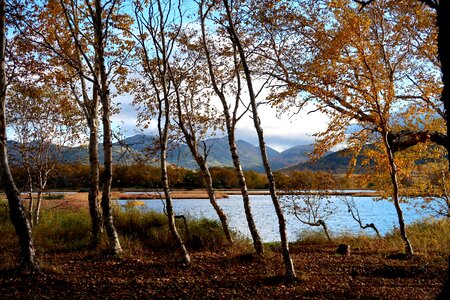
[0,243,448,299]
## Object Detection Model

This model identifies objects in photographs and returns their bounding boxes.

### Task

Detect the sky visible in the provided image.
[111,95,329,152]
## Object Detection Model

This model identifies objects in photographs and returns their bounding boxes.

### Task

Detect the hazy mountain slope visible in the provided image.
[7,134,354,172]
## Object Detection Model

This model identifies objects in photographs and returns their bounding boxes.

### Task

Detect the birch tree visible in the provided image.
[170,35,233,243]
[257,0,442,257]
[198,0,264,255]
[220,0,297,281]
[23,0,105,246]
[132,0,191,265]
[0,0,38,271]
[56,0,132,254]
[7,83,80,226]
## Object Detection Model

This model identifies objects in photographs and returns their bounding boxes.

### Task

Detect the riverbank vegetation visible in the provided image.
[0,199,448,298]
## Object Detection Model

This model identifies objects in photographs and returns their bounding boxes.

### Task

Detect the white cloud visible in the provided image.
[111,94,329,151]
[235,103,328,151]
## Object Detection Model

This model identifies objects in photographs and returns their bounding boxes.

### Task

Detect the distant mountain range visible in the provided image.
[7,134,362,174]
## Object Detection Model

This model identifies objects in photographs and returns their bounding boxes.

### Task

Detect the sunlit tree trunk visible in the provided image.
[160,132,191,264]
[193,150,233,243]
[133,0,191,264]
[222,0,296,281]
[227,128,264,253]
[94,0,121,255]
[88,112,103,247]
[199,0,263,254]
[0,0,38,270]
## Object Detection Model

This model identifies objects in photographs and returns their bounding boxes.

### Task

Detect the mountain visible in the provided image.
[281,148,368,174]
[166,137,289,172]
[7,134,344,172]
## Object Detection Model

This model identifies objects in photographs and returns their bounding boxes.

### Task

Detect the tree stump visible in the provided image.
[337,244,351,256]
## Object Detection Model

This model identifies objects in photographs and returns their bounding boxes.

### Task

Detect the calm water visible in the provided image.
[117,194,433,242]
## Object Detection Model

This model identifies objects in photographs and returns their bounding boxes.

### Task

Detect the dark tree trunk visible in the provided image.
[0,0,38,270]
[317,220,332,241]
[437,1,450,169]
[94,0,121,255]
[383,131,414,257]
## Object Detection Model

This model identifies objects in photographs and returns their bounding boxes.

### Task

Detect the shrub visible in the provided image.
[33,209,92,251]
[43,194,65,200]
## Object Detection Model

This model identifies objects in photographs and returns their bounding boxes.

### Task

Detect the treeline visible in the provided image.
[6,164,364,191]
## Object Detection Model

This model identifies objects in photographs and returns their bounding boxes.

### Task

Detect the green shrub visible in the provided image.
[43,194,65,200]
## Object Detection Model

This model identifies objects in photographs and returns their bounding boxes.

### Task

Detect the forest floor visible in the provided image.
[0,240,448,299]
[0,193,448,299]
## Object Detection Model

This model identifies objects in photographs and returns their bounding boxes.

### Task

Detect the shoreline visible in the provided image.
[7,189,382,202]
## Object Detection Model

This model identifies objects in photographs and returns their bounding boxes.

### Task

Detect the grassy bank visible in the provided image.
[1,197,450,259]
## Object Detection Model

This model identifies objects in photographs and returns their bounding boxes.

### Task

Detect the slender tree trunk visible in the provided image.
[27,175,34,226]
[32,169,45,225]
[228,131,264,254]
[222,0,296,281]
[95,0,121,255]
[198,158,233,243]
[317,220,332,241]
[173,88,233,244]
[161,143,191,265]
[0,0,38,270]
[88,115,102,247]
[199,2,263,254]
[383,131,414,257]
[33,191,42,226]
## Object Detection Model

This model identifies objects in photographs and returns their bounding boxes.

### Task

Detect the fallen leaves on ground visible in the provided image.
[0,243,447,299]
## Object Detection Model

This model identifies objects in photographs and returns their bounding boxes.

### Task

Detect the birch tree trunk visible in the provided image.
[88,112,102,247]
[222,0,296,281]
[94,0,121,255]
[173,85,233,243]
[199,0,263,254]
[160,135,191,265]
[192,148,233,243]
[0,0,38,270]
[132,0,191,265]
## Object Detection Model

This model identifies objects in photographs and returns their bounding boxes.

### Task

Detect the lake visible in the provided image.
[117,194,434,242]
